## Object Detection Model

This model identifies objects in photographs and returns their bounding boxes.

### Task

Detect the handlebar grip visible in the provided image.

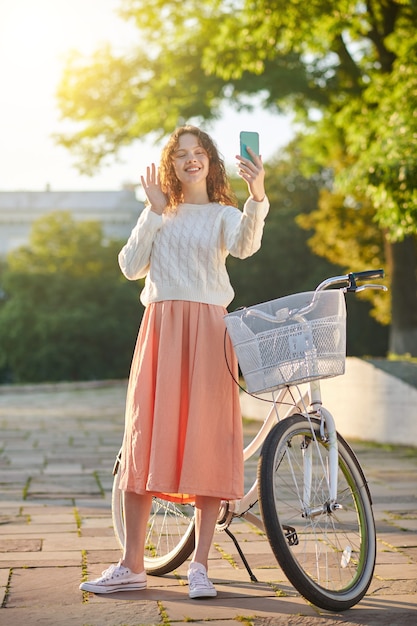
[350,269,385,281]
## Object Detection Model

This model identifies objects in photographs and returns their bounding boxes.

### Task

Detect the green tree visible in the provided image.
[0,212,142,383]
[55,0,417,353]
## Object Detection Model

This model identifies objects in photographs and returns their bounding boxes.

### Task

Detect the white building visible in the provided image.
[0,190,144,257]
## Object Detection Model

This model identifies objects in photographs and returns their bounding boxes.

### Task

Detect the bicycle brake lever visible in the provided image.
[354,284,388,293]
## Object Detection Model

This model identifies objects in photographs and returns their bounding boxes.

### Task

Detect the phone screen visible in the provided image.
[240,131,259,162]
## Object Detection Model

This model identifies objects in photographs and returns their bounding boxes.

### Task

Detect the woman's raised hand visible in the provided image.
[236,148,266,202]
[140,163,168,215]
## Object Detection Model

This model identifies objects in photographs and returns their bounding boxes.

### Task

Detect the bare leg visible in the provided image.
[191,495,221,571]
[120,491,153,574]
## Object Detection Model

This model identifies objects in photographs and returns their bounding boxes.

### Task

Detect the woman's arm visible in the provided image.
[118,207,162,280]
[223,196,270,259]
[118,163,167,280]
[224,148,269,258]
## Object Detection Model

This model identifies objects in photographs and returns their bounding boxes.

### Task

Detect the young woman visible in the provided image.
[80,125,269,598]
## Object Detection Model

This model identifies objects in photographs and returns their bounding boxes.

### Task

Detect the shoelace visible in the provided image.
[190,568,210,588]
[101,564,127,580]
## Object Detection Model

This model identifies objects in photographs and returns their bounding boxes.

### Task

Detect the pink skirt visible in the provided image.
[119,300,244,503]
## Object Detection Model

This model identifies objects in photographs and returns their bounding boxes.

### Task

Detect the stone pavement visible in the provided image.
[0,381,416,626]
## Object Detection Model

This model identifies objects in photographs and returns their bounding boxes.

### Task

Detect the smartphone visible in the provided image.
[240,131,259,163]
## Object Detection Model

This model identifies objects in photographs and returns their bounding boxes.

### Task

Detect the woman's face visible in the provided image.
[172,133,210,189]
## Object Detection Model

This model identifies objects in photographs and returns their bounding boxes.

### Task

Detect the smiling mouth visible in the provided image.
[185,166,200,172]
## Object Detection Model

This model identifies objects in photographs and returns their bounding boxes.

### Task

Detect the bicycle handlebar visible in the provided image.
[246,269,387,324]
[315,269,386,293]
[350,269,385,281]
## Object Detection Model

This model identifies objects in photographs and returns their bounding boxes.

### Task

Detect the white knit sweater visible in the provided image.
[118,196,269,307]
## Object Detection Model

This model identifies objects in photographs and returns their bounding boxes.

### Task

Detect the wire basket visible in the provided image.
[224,290,346,395]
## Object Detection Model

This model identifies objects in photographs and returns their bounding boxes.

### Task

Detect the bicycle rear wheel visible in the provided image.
[259,414,376,611]
[112,452,195,575]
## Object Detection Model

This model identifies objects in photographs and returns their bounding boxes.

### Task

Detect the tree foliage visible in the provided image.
[297,186,390,326]
[335,32,417,240]
[0,213,142,383]
[8,211,117,276]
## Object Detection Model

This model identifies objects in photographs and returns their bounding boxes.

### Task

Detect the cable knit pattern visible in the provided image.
[118,196,269,307]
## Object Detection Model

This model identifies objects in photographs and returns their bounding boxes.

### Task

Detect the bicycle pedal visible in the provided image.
[283,524,299,546]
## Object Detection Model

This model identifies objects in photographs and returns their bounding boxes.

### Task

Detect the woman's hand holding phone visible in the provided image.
[236,131,265,202]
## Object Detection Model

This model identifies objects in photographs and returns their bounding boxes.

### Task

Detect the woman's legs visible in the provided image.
[191,495,221,570]
[120,492,220,574]
[120,490,153,574]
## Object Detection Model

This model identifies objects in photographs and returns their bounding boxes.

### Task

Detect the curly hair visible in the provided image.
[159,125,237,210]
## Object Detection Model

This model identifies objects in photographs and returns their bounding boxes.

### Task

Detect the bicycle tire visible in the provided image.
[258,414,376,611]
[112,457,195,576]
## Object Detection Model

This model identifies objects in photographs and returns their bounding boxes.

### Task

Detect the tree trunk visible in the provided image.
[387,236,417,356]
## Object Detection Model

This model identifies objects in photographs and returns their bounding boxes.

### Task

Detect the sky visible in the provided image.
[0,0,294,196]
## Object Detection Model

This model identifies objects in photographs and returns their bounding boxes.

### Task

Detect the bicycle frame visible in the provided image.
[218,383,319,532]
[223,270,387,531]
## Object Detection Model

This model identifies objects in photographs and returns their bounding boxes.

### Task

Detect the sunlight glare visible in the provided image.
[1,0,130,96]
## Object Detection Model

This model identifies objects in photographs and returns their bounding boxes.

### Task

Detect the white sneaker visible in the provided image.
[80,563,147,594]
[187,562,217,599]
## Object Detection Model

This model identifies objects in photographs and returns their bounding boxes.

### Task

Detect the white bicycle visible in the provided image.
[112,269,387,612]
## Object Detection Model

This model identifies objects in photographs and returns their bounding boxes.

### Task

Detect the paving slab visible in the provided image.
[0,602,161,626]
[0,380,416,625]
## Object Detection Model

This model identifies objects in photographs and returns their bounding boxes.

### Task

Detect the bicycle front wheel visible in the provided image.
[112,454,195,576]
[259,414,376,611]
